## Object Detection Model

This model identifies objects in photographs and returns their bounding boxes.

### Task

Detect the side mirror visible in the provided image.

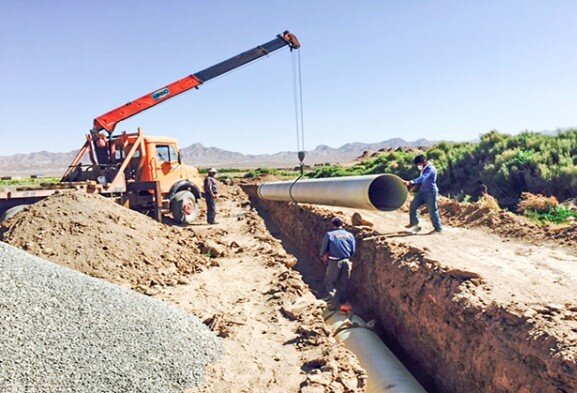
[178,151,182,164]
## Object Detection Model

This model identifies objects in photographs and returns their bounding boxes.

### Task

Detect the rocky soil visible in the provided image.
[161,185,367,392]
[437,194,577,253]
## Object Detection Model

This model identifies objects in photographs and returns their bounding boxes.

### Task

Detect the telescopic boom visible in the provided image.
[92,31,300,135]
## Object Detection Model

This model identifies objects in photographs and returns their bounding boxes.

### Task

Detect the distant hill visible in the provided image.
[0,150,78,177]
[181,138,434,168]
[0,138,434,176]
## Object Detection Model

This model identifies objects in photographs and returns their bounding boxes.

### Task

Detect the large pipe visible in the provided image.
[325,310,428,393]
[257,174,408,211]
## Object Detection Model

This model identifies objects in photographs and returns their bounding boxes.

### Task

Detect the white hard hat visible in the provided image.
[208,168,217,173]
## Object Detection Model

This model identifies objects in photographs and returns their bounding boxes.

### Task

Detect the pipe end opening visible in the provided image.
[368,175,408,211]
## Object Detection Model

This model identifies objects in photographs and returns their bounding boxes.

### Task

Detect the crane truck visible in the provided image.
[0,31,300,223]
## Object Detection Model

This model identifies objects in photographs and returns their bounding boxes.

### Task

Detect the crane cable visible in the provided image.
[289,48,306,203]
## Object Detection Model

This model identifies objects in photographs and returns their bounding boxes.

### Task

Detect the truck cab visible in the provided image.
[61,129,204,223]
[140,136,202,194]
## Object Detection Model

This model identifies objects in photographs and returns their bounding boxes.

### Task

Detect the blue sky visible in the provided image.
[1,1,577,156]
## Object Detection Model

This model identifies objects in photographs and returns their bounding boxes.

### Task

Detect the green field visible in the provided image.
[0,177,60,188]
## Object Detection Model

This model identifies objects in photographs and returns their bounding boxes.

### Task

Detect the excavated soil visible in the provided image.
[245,184,577,393]
[1,186,367,392]
[437,195,577,253]
[0,191,209,291]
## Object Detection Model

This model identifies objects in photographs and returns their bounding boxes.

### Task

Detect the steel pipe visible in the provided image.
[257,174,408,211]
[325,310,428,393]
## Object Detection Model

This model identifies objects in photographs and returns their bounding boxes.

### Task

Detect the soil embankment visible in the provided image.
[244,184,577,393]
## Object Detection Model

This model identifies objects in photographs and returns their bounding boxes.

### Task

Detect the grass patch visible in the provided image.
[0,177,60,188]
[525,205,577,224]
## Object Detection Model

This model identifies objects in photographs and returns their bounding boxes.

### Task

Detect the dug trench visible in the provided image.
[243,184,577,393]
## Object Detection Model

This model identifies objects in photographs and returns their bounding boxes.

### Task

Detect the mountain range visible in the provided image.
[0,138,433,177]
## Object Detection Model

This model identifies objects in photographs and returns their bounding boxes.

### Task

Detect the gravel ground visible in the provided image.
[0,242,221,393]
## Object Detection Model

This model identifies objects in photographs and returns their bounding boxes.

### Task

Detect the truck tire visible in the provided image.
[170,190,199,224]
[0,204,30,222]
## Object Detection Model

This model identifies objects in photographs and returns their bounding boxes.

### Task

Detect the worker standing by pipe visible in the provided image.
[320,217,356,311]
[402,154,443,234]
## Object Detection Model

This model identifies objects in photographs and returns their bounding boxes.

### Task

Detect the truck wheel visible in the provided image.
[0,204,30,222]
[170,190,199,224]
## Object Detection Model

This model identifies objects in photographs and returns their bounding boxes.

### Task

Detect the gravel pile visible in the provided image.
[0,242,221,393]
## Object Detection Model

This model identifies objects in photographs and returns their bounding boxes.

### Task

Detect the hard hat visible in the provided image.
[208,168,217,173]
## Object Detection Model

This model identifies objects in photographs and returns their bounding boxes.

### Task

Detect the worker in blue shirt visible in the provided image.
[402,155,443,234]
[320,217,356,310]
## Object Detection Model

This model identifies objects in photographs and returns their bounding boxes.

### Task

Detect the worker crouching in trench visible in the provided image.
[320,217,356,311]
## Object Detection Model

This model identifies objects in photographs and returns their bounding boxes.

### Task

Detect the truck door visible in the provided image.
[154,144,183,191]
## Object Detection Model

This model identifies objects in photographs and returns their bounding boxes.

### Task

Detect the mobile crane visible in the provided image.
[0,31,300,223]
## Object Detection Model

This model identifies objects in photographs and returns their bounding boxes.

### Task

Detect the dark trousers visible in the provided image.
[324,258,352,308]
[206,197,216,224]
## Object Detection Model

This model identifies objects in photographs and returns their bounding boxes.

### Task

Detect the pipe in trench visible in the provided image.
[324,310,428,393]
[257,174,408,211]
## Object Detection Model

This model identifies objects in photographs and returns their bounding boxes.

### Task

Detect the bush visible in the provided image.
[477,193,501,211]
[525,205,577,224]
[243,168,278,179]
[517,192,559,214]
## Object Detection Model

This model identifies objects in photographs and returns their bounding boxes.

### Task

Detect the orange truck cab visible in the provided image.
[61,128,204,223]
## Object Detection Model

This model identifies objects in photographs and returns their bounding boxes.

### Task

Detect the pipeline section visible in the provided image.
[325,310,428,393]
[257,174,408,211]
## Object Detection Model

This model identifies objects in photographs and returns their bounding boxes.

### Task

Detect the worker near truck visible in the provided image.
[93,133,116,165]
[320,217,356,310]
[402,155,443,234]
[203,168,218,224]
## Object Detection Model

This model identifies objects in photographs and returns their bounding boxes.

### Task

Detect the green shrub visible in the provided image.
[525,205,577,224]
[243,167,279,179]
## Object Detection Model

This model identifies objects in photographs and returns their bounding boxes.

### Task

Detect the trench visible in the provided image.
[243,184,436,392]
[241,184,577,393]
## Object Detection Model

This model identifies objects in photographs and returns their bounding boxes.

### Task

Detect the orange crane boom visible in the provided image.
[92,31,300,136]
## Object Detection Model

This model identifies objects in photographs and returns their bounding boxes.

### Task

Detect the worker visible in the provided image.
[93,134,110,164]
[320,217,356,310]
[203,168,219,224]
[93,133,116,164]
[402,154,443,234]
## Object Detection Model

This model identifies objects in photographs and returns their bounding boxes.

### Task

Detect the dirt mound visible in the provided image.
[0,191,208,290]
[438,194,577,251]
[354,150,374,161]
[351,212,374,228]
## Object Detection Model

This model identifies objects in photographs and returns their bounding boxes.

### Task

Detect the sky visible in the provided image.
[1,1,577,156]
